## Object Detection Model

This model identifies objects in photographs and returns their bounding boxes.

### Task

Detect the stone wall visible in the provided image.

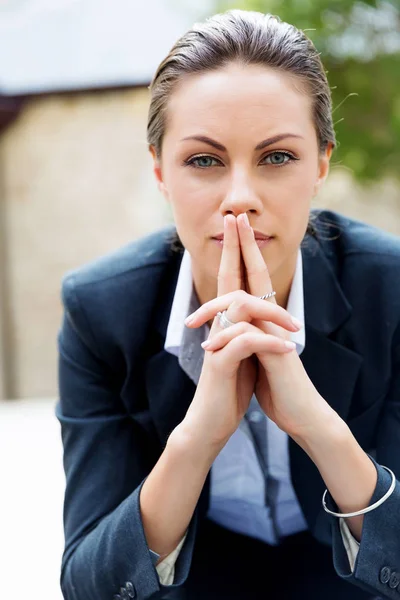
[0,88,399,399]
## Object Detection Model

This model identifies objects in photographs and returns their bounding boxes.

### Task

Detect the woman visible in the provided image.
[56,9,400,600]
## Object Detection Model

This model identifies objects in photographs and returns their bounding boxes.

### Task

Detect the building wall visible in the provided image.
[0,88,399,399]
[0,88,169,399]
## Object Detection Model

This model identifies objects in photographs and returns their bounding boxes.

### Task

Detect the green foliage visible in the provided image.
[210,0,400,182]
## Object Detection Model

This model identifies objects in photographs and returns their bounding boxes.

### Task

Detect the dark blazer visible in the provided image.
[56,209,400,600]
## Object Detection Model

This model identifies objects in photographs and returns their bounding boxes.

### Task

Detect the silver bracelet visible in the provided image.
[322,465,396,518]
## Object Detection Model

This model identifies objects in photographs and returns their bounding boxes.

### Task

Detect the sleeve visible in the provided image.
[57,276,198,600]
[339,519,360,572]
[331,341,400,599]
[151,532,188,586]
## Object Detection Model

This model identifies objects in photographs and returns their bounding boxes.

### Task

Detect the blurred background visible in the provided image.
[0,0,399,598]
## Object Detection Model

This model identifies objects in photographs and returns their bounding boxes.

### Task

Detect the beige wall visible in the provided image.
[0,88,169,399]
[317,172,400,236]
[0,88,399,399]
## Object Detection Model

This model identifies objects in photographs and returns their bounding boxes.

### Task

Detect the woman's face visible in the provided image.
[151,63,332,304]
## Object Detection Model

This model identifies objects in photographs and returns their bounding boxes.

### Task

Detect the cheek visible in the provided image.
[168,174,217,223]
[272,162,316,193]
[167,188,216,253]
[268,175,313,218]
[170,191,212,229]
[267,169,314,238]
[269,161,316,205]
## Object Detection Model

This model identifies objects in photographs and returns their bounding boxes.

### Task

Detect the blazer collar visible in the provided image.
[302,233,351,334]
[155,248,183,340]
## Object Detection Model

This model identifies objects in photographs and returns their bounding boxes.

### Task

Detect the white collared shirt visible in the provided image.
[165,249,305,357]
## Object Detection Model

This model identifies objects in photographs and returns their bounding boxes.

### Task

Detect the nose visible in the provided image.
[219,170,263,217]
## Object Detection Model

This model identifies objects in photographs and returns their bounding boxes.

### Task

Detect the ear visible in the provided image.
[149,145,169,200]
[313,142,333,197]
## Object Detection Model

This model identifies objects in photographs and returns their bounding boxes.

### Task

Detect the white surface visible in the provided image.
[0,398,64,600]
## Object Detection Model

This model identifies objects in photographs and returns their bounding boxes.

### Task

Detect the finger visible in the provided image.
[202,321,297,352]
[203,332,296,369]
[217,215,241,297]
[185,291,302,331]
[237,212,276,303]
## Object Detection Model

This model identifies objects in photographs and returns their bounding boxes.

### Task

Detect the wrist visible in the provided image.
[168,419,226,467]
[290,404,347,458]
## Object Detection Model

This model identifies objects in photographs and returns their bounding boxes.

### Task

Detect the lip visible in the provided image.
[212,229,274,248]
[212,229,272,241]
[212,236,274,249]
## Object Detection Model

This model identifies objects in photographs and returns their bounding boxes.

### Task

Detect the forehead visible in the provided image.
[165,63,314,139]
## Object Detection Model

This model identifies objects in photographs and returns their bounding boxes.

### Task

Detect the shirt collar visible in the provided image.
[165,248,305,356]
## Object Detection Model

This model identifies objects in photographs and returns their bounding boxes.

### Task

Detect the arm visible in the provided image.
[292,414,378,543]
[293,341,400,599]
[140,424,221,564]
[57,278,204,600]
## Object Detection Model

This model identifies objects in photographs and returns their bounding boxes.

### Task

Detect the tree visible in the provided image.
[211,0,400,182]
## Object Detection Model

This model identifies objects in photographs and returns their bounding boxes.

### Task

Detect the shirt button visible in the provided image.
[380,566,392,584]
[249,411,263,423]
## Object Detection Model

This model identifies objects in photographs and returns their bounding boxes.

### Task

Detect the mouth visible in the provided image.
[211,231,275,248]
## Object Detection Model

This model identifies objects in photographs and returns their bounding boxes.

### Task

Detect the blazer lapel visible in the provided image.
[145,249,197,446]
[289,234,363,541]
[146,351,196,445]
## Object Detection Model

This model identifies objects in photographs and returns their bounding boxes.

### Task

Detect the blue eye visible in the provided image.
[185,155,222,169]
[262,151,295,166]
[184,150,298,169]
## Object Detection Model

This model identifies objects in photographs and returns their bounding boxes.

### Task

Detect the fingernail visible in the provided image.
[185,315,195,326]
[284,341,296,351]
[201,340,211,349]
[291,317,303,330]
[242,213,250,227]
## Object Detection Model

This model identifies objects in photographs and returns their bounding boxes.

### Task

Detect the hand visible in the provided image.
[180,215,294,448]
[186,213,335,439]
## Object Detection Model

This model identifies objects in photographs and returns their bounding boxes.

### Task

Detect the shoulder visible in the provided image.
[61,224,181,313]
[59,225,182,357]
[312,209,400,259]
[62,225,177,293]
[312,210,400,256]
[311,209,400,342]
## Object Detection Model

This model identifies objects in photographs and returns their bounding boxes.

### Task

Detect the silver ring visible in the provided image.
[259,291,276,301]
[217,310,235,329]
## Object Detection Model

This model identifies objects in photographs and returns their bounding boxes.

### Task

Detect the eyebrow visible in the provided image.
[180,133,304,152]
